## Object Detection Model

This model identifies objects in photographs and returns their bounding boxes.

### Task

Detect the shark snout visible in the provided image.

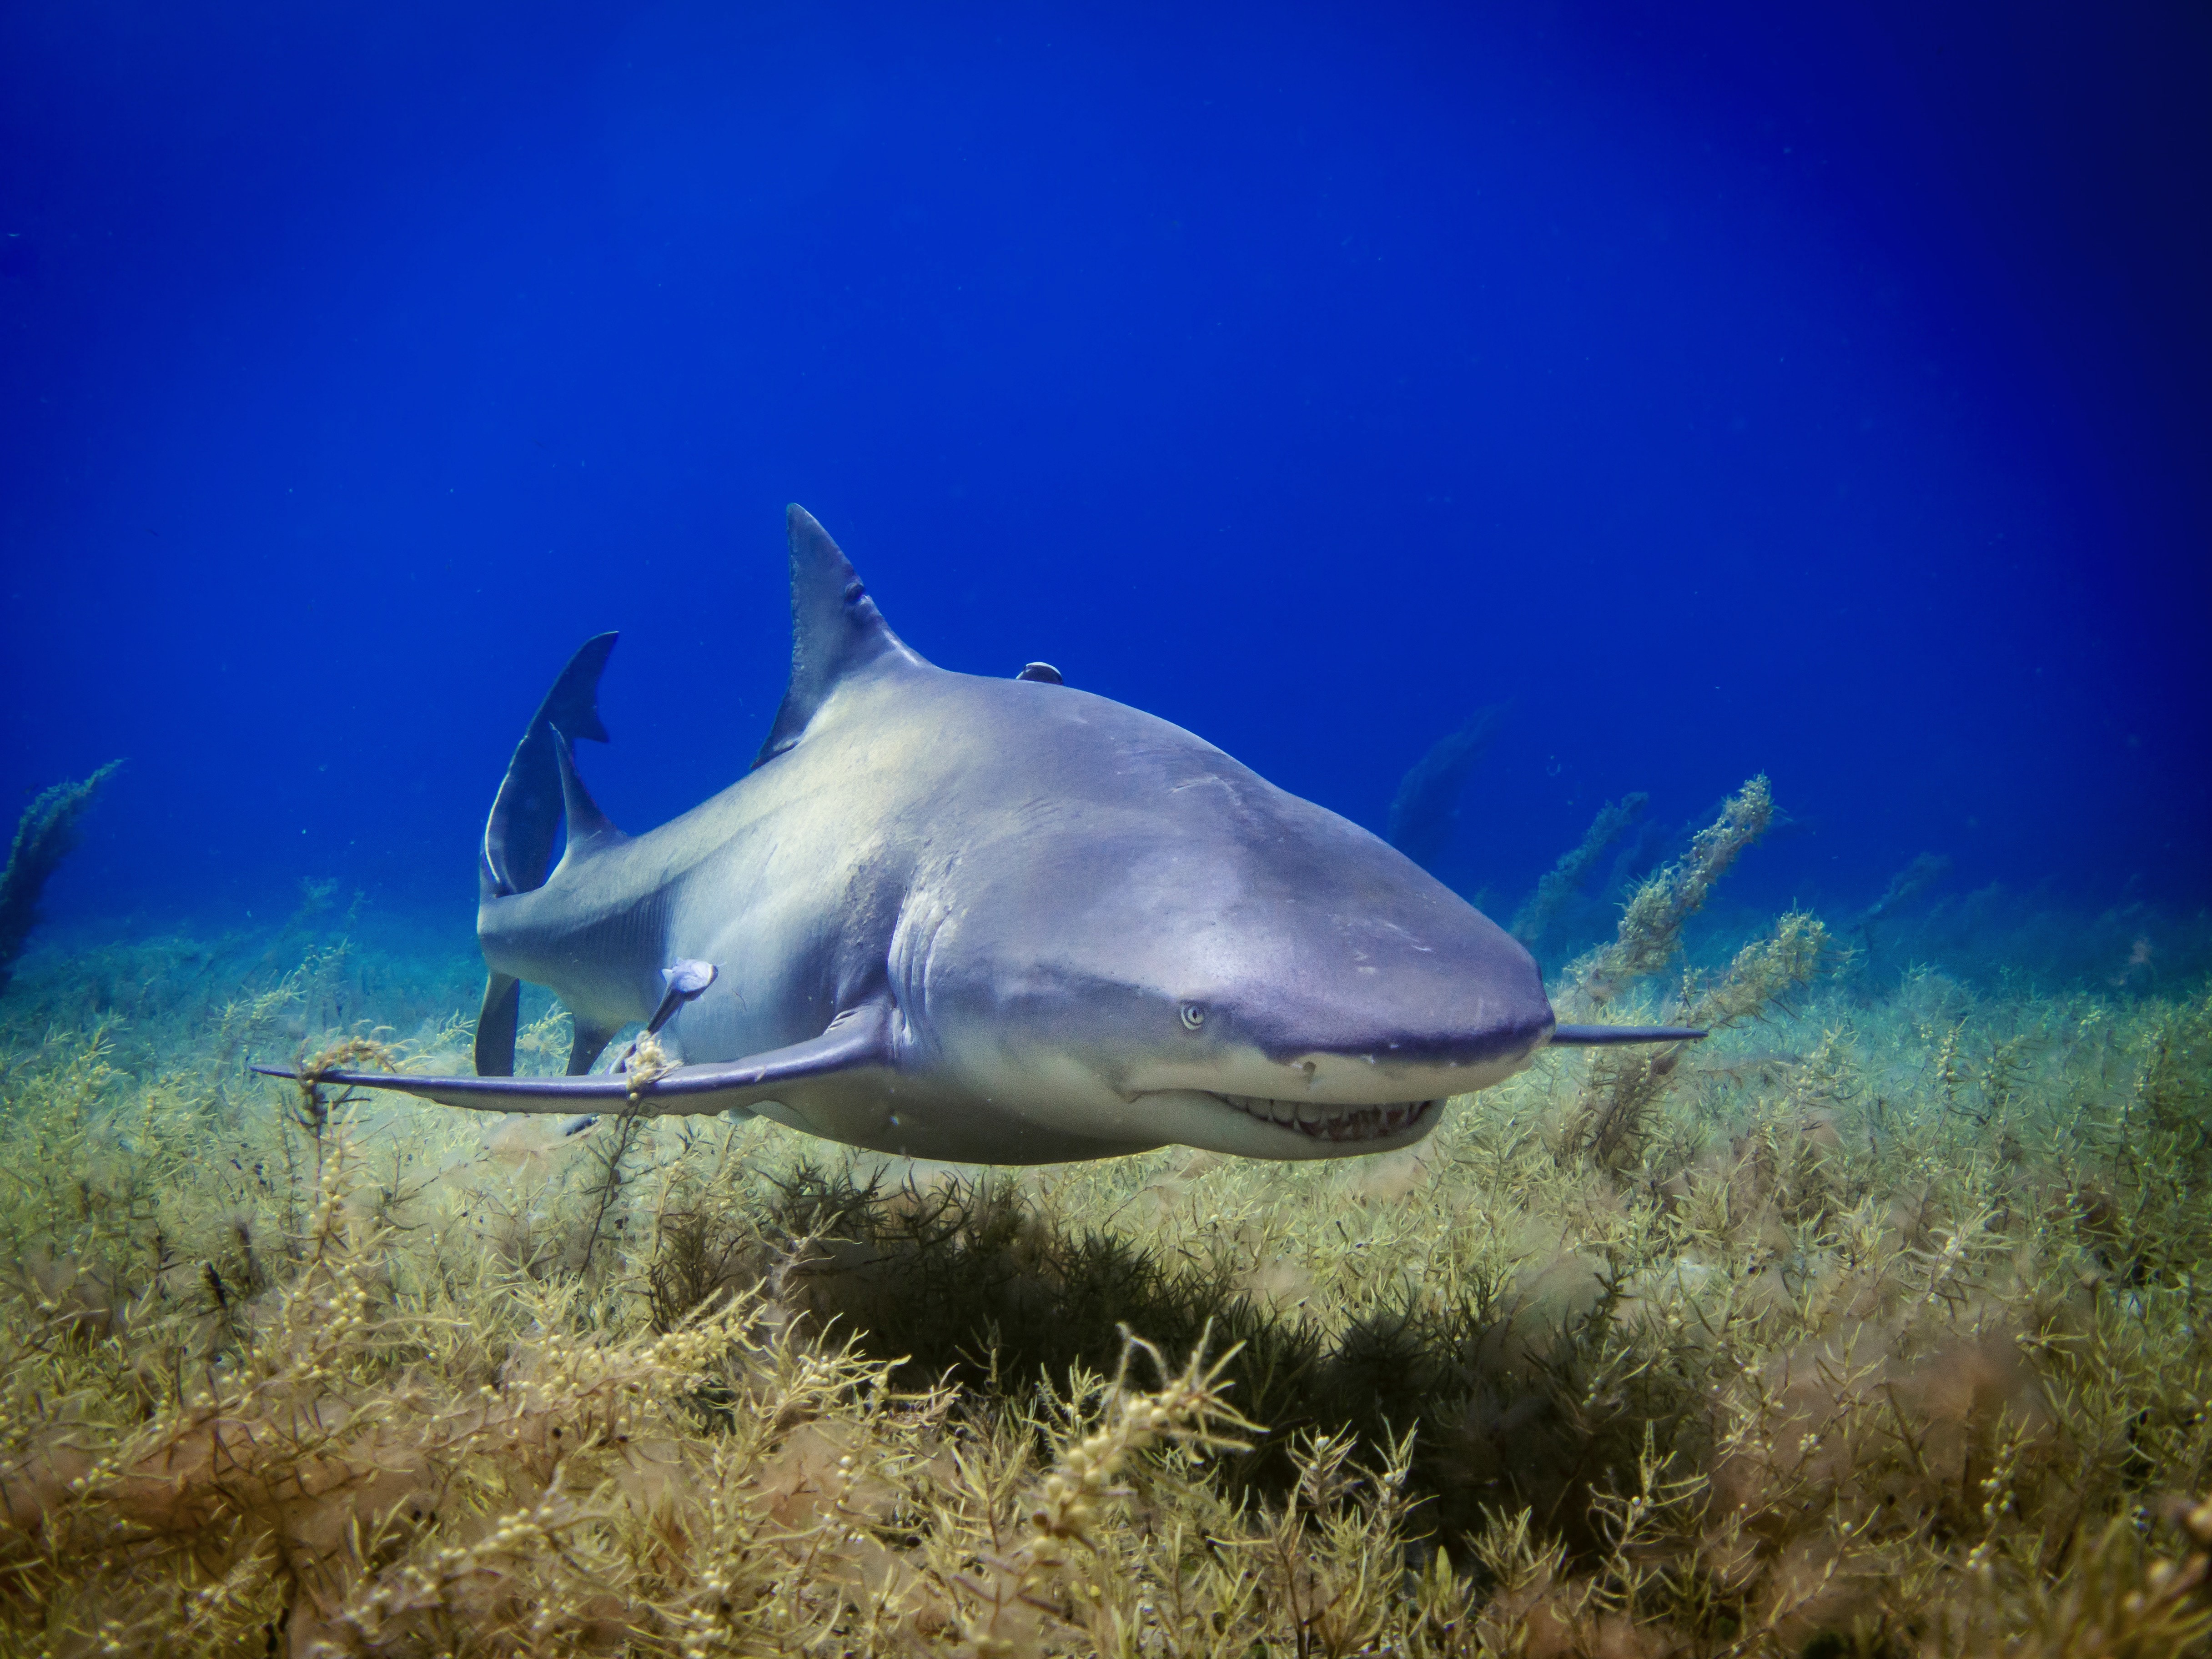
[1108,1008,1552,1160]
[1219,955,1558,1098]
[1290,1031,1552,1098]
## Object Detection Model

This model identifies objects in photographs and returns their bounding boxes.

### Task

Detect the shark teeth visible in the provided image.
[1212,1093,1438,1143]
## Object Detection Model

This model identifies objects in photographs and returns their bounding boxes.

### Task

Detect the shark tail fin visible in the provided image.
[481,633,618,898]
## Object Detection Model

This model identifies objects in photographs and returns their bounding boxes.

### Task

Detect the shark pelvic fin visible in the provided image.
[483,632,618,897]
[475,971,523,1076]
[254,1001,894,1118]
[755,506,929,766]
[568,1018,622,1076]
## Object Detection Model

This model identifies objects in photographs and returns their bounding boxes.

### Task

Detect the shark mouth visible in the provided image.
[1211,1093,1440,1144]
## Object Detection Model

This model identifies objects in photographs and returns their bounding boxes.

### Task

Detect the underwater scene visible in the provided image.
[2,3,2209,1655]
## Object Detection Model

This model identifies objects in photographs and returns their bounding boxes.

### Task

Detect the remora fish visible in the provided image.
[259,507,1698,1163]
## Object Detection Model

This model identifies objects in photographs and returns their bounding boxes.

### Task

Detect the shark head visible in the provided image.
[891,672,1557,1161]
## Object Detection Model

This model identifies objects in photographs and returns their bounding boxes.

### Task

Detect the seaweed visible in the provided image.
[1388,703,1511,870]
[0,876,2208,1653]
[0,760,121,997]
[1546,779,1820,1173]
[1855,852,1954,933]
[1566,773,1775,1008]
[1512,791,1649,949]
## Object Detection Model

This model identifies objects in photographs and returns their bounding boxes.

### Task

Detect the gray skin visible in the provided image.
[261,506,1697,1164]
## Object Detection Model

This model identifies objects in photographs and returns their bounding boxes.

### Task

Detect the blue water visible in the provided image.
[3,1,2207,942]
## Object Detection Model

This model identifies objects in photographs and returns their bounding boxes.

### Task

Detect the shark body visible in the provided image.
[263,507,1696,1163]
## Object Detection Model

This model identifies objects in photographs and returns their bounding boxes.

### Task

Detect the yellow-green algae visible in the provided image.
[0,809,2210,1655]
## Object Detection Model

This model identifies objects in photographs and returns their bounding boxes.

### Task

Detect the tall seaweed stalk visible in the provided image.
[1387,703,1510,869]
[1565,774,1774,1008]
[1553,777,1833,1172]
[0,760,122,996]
[1512,791,1649,948]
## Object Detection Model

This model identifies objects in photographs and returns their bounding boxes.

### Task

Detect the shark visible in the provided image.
[259,506,1699,1163]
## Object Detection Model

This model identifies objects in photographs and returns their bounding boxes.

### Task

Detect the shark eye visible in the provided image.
[1179,1002,1207,1031]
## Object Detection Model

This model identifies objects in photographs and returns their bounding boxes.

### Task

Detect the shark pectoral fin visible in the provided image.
[251,1000,895,1119]
[251,1066,639,1114]
[643,1001,892,1110]
[1549,1024,1708,1045]
[476,972,522,1076]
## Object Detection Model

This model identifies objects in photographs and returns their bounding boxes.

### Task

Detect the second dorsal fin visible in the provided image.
[552,730,622,859]
[755,505,928,766]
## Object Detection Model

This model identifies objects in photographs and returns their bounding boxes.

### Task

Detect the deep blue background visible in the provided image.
[3,0,2207,932]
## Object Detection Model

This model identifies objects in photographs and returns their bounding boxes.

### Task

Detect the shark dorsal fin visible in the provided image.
[755,505,927,765]
[552,731,623,856]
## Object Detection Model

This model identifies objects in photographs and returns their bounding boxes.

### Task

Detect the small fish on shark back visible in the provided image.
[257,505,1698,1164]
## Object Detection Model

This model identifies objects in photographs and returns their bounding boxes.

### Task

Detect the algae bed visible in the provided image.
[2,789,2210,1657]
